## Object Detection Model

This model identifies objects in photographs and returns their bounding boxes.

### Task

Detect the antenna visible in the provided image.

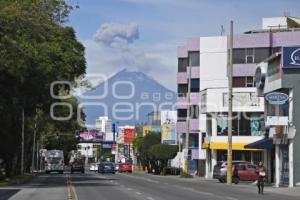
[284,11,291,17]
[220,25,225,36]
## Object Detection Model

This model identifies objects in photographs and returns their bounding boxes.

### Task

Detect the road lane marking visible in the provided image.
[67,174,78,200]
[136,192,142,195]
[147,197,155,200]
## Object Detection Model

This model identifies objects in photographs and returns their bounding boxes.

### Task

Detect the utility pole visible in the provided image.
[21,108,25,175]
[183,63,192,174]
[31,111,37,173]
[227,20,234,185]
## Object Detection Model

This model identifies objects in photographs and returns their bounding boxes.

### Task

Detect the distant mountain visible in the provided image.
[77,69,176,127]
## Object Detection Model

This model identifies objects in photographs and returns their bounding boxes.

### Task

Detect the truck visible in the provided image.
[44,150,64,174]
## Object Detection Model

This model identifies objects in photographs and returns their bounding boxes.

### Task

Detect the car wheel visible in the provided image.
[233,176,240,184]
[82,170,85,174]
[218,179,223,183]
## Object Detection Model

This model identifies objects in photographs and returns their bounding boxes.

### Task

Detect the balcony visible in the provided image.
[200,87,264,113]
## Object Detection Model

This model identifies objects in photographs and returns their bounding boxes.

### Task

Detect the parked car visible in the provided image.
[119,163,132,173]
[70,160,85,174]
[89,163,99,172]
[98,162,115,174]
[213,161,257,184]
[232,163,258,184]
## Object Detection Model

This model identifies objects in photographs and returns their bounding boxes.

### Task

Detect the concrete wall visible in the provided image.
[200,36,228,91]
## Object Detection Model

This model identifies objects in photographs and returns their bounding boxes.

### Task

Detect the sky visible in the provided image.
[67,0,300,90]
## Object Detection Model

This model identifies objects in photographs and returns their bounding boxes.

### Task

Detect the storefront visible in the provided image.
[255,47,300,187]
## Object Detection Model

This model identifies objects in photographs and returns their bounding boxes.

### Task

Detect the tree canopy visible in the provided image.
[0,0,86,177]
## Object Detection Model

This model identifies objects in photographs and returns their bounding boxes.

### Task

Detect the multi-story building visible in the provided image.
[176,38,202,175]
[176,16,300,183]
[95,116,113,141]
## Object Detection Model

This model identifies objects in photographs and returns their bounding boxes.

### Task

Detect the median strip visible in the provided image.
[67,175,78,200]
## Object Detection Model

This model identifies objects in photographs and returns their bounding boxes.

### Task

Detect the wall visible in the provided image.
[200,36,228,91]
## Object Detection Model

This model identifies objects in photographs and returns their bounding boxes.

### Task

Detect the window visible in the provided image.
[177,109,187,121]
[233,48,271,64]
[190,78,200,92]
[254,48,270,63]
[188,51,200,66]
[178,58,188,72]
[217,113,263,136]
[178,84,188,97]
[233,49,245,64]
[232,77,254,87]
[189,105,199,119]
[246,76,255,87]
[245,48,254,63]
[272,47,281,54]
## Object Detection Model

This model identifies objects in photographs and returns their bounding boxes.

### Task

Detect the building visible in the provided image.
[177,38,202,175]
[254,45,300,187]
[95,116,114,141]
[176,16,300,180]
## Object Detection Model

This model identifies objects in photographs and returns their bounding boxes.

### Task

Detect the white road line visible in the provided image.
[147,197,155,200]
[225,197,239,200]
[127,188,133,191]
[136,192,142,195]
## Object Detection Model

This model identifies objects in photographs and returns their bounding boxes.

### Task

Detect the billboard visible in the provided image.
[79,130,104,142]
[161,110,177,144]
[124,128,136,144]
[282,46,300,68]
[161,124,177,144]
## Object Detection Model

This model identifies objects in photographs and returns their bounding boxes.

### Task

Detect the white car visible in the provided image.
[89,163,99,171]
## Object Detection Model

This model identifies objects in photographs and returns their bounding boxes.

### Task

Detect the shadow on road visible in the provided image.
[0,189,21,200]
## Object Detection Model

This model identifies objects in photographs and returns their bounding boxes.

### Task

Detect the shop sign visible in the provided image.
[265,92,288,105]
[283,46,300,68]
[266,116,288,126]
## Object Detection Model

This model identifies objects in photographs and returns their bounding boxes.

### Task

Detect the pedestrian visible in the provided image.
[256,161,266,195]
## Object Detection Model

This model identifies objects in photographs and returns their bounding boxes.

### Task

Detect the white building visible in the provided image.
[95,116,114,141]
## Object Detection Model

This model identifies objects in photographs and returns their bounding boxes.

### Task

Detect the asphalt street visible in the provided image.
[0,171,299,200]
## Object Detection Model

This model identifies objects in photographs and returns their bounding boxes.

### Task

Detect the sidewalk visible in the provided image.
[134,172,300,197]
[0,174,34,187]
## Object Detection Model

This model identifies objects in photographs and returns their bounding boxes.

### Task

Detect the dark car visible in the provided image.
[98,162,115,174]
[119,163,132,173]
[70,160,85,174]
[213,161,257,184]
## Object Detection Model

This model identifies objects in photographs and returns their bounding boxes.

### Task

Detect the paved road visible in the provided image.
[1,171,299,200]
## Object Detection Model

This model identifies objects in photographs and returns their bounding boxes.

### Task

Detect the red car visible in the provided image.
[119,163,132,173]
[232,163,258,184]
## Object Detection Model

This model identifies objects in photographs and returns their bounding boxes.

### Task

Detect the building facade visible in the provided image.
[177,16,300,181]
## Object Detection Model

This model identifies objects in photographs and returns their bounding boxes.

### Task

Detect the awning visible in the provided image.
[209,142,263,151]
[202,142,210,149]
[244,138,273,150]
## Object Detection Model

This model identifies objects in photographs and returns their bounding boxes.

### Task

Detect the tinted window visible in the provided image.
[178,84,188,97]
[254,48,270,63]
[177,109,187,121]
[233,49,245,64]
[178,58,188,72]
[190,78,200,92]
[188,51,200,66]
[189,105,199,119]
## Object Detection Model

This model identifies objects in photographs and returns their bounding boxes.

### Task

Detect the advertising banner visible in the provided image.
[283,46,300,68]
[124,128,136,144]
[161,124,177,144]
[80,130,104,142]
[161,110,177,144]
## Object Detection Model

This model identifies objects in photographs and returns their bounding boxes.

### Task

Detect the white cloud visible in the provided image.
[79,22,177,91]
[93,23,139,48]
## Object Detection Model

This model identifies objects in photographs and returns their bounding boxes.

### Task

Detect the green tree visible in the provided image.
[149,144,178,174]
[132,132,161,173]
[0,0,86,176]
